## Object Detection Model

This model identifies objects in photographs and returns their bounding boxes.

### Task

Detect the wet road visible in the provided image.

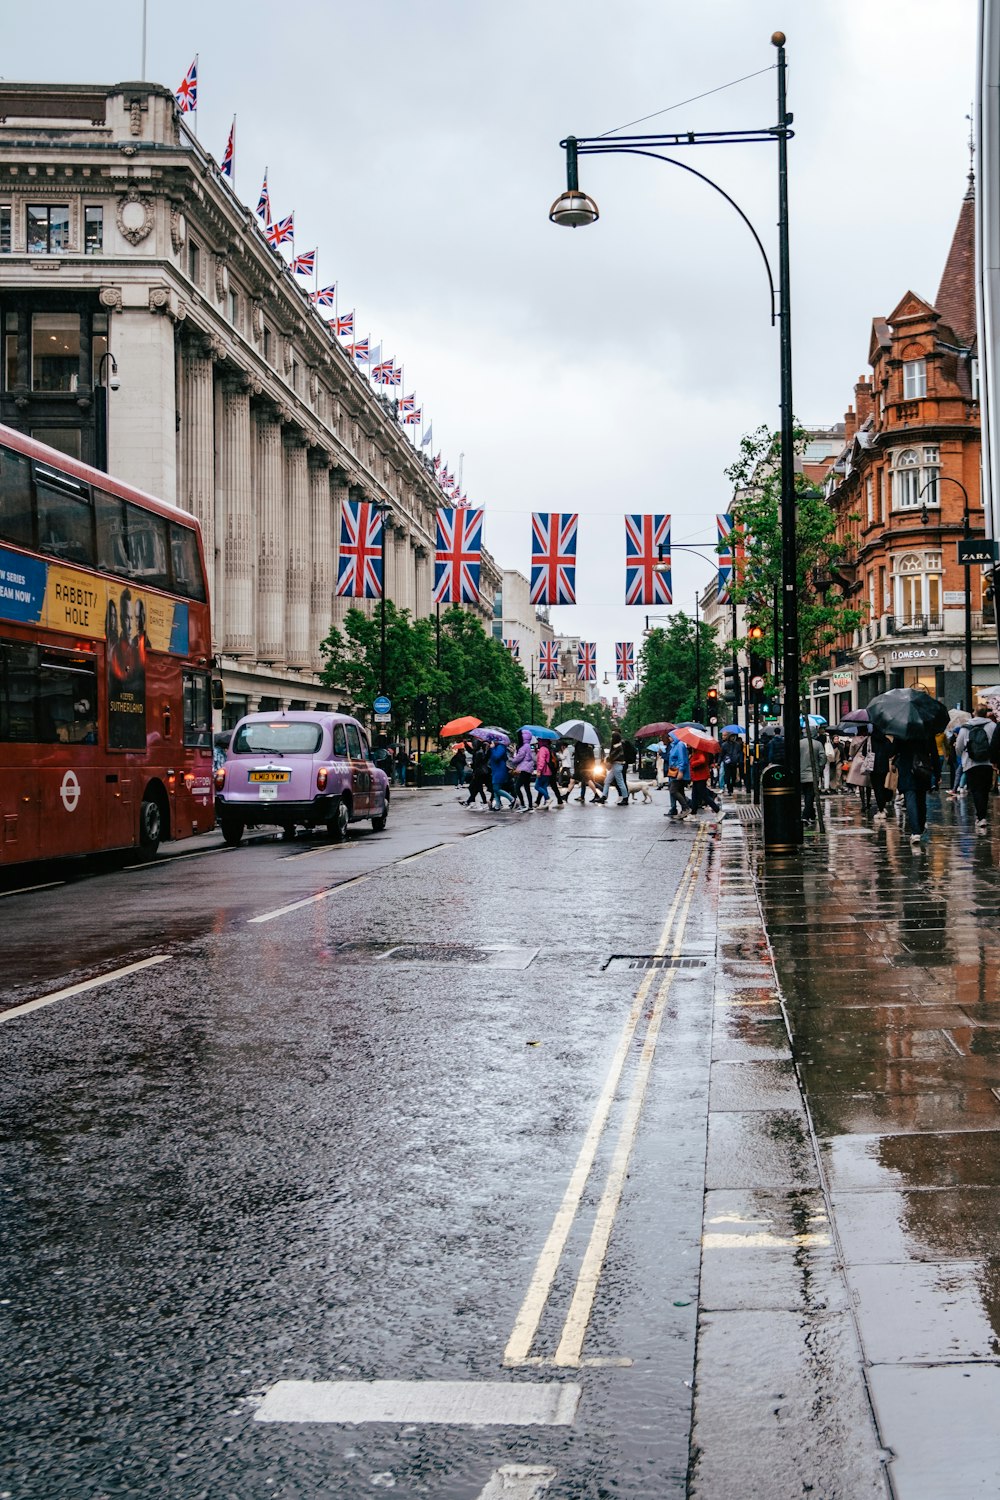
[0,790,722,1498]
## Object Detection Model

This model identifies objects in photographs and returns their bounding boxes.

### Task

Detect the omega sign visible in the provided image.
[890,647,940,661]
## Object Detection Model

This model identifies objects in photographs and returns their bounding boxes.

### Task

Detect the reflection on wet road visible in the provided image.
[0,791,721,1497]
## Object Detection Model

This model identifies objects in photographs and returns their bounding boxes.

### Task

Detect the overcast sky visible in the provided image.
[7,0,980,688]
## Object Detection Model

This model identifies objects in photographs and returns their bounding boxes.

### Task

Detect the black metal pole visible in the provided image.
[380,515,387,698]
[773,31,802,847]
[694,592,702,719]
[963,504,974,711]
[731,593,741,732]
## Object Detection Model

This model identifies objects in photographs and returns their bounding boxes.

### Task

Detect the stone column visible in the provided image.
[414,544,431,620]
[309,450,334,670]
[180,339,217,602]
[329,470,351,630]
[220,375,255,656]
[284,432,311,668]
[255,406,286,663]
[391,524,409,615]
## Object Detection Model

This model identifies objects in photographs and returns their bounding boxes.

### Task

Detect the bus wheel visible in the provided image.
[221,817,245,847]
[328,797,349,842]
[138,796,164,857]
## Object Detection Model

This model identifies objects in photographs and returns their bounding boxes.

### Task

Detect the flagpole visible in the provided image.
[192,54,199,137]
[230,115,236,189]
[140,0,148,79]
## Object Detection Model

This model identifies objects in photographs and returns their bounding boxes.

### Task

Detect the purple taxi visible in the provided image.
[214,710,390,846]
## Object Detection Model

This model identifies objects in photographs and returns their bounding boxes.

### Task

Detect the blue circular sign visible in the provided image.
[373,696,391,714]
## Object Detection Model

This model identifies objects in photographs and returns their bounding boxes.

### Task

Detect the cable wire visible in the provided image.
[598,65,776,138]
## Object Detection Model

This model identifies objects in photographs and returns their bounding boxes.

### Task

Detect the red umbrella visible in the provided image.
[673,725,721,755]
[635,721,675,739]
[440,715,482,737]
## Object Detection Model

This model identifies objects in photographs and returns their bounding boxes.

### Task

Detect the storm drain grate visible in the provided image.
[724,804,762,823]
[604,954,709,972]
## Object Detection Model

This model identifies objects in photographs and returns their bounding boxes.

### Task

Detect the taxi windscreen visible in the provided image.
[232,721,324,755]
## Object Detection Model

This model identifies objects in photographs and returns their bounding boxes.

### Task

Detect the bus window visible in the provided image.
[182,671,211,748]
[0,639,97,743]
[123,502,169,590]
[170,522,207,601]
[35,473,93,567]
[95,489,129,575]
[0,445,34,548]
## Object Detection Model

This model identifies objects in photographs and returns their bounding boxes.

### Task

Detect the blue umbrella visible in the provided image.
[676,721,708,732]
[519,724,559,740]
[644,741,667,753]
[721,723,745,735]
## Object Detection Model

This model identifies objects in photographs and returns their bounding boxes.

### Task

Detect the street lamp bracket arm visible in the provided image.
[571,145,778,325]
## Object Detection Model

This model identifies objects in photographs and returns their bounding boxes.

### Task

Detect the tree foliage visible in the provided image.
[724,425,865,692]
[319,604,535,738]
[620,615,723,734]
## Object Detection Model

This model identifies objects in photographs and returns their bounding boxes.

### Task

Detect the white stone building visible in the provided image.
[0,80,500,723]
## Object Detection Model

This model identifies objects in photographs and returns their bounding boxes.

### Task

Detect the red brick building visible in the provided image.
[813,180,994,723]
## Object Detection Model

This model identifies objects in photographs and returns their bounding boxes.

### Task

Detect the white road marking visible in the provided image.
[397,843,451,862]
[475,1465,557,1499]
[247,874,370,925]
[0,955,171,1025]
[0,880,65,899]
[504,829,706,1367]
[253,1379,580,1427]
[554,836,705,1366]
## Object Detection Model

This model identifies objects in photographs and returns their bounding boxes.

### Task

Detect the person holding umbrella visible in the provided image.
[511,728,536,811]
[461,740,491,808]
[665,731,692,819]
[720,732,744,795]
[867,687,949,845]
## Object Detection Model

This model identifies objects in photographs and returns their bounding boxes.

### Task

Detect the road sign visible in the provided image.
[373,695,391,715]
[374,712,391,724]
[751,674,766,691]
[957,538,999,566]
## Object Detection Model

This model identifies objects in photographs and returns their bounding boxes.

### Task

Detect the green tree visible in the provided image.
[436,608,533,731]
[553,697,616,745]
[724,425,865,692]
[318,602,438,737]
[621,615,723,735]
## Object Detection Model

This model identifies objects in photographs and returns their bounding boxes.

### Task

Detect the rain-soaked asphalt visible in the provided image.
[8,780,1000,1498]
[0,787,724,1499]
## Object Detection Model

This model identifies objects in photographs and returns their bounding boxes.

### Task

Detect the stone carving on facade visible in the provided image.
[202,334,228,363]
[147,286,170,315]
[169,203,187,254]
[250,299,263,340]
[214,255,229,303]
[115,187,154,245]
[129,99,143,136]
[98,286,123,312]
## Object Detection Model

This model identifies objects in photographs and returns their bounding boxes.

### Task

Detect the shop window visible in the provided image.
[31,312,81,393]
[4,311,19,390]
[84,205,103,254]
[0,207,10,253]
[26,203,70,254]
[32,428,82,462]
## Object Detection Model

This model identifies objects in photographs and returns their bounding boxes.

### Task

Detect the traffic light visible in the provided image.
[413,694,428,725]
[747,624,765,643]
[706,687,719,709]
[723,664,740,703]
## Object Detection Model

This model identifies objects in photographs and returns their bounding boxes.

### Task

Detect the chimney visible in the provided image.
[844,402,857,443]
[855,376,873,426]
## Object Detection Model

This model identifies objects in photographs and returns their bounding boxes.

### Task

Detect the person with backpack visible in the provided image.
[893,734,936,845]
[954,708,999,834]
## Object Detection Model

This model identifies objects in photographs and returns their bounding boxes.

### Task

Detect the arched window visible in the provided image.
[891,447,938,510]
[893,552,943,628]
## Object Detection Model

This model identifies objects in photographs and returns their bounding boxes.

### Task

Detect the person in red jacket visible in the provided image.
[689,745,721,816]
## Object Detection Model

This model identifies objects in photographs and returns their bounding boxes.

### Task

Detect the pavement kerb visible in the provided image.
[687,813,891,1500]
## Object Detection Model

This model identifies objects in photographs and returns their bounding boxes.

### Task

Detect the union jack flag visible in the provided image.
[266,213,294,247]
[577,642,597,682]
[454,494,469,509]
[539,640,560,679]
[310,285,337,307]
[346,339,370,363]
[335,311,354,337]
[399,392,415,411]
[175,58,197,114]
[531,513,578,606]
[402,408,422,426]
[717,512,733,602]
[616,642,635,681]
[433,454,442,471]
[503,638,520,658]
[336,499,383,599]
[384,365,402,386]
[625,513,671,606]
[257,170,270,224]
[291,250,316,276]
[433,507,484,605]
[220,118,235,179]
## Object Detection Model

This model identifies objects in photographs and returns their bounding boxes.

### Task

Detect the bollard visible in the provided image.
[761,762,802,855]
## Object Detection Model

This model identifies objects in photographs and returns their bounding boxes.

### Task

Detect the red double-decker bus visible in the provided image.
[0,425,214,865]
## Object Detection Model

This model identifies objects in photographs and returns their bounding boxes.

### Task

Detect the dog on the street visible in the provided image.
[621,777,653,804]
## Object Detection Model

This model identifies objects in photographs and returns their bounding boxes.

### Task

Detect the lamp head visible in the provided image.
[549,189,599,228]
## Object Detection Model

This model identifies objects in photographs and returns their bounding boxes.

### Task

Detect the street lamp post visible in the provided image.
[95,352,118,473]
[551,32,801,852]
[371,500,392,699]
[920,475,975,710]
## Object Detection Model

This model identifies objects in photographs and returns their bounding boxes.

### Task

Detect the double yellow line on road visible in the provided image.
[504,825,708,1369]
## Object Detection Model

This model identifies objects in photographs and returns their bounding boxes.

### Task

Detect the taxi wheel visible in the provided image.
[371,799,389,833]
[328,797,349,843]
[280,825,297,841]
[221,817,245,847]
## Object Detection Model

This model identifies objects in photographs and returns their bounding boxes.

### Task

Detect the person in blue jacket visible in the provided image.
[489,739,517,810]
[666,733,692,819]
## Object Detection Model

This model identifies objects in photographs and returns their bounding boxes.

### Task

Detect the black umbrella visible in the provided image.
[865,687,949,741]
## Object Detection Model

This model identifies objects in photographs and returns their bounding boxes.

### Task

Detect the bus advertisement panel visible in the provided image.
[0,427,214,865]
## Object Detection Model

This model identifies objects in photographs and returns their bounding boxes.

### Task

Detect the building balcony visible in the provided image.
[856,614,944,645]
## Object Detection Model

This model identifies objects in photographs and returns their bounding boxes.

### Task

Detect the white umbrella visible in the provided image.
[553,719,601,750]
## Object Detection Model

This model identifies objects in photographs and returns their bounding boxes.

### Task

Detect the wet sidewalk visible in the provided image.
[700,786,1000,1499]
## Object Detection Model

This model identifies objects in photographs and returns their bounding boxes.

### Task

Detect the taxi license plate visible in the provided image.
[249,770,290,783]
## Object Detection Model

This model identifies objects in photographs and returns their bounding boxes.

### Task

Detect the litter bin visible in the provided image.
[761,762,802,854]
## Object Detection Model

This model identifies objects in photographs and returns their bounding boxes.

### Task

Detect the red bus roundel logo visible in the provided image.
[59,770,81,813]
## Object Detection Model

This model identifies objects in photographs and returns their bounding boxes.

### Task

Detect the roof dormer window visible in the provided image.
[902,358,926,400]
